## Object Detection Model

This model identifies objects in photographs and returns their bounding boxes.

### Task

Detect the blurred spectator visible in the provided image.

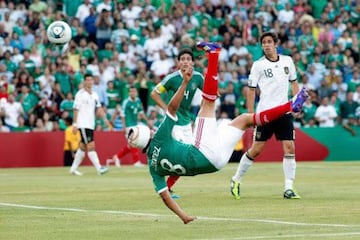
[83,6,97,44]
[33,95,52,119]
[75,0,92,24]
[228,37,249,67]
[37,67,55,99]
[29,0,47,13]
[0,118,10,132]
[150,49,175,78]
[298,98,317,127]
[299,74,316,91]
[353,85,360,105]
[120,0,142,28]
[19,26,34,50]
[277,2,294,24]
[42,111,54,131]
[60,92,74,118]
[95,8,113,50]
[315,96,338,127]
[12,115,30,132]
[96,0,112,13]
[0,94,23,129]
[317,80,333,100]
[17,85,38,117]
[32,118,46,132]
[340,91,359,123]
[111,21,129,50]
[106,80,120,116]
[305,63,324,90]
[92,74,108,106]
[347,70,360,93]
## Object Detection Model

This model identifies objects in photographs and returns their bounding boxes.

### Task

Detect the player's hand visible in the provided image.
[182,66,193,83]
[182,215,197,224]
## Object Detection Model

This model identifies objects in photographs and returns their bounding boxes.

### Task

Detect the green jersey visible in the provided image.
[122,97,144,128]
[155,70,204,126]
[147,114,218,192]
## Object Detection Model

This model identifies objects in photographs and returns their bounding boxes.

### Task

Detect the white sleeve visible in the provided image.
[288,57,297,81]
[248,62,260,88]
[94,93,101,108]
[73,93,80,110]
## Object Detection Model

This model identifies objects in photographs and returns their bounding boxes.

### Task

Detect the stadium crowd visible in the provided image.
[0,0,359,134]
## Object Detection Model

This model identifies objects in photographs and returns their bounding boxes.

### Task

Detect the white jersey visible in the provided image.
[73,89,101,130]
[248,54,297,112]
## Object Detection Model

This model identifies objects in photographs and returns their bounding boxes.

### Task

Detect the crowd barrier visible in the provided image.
[0,127,359,168]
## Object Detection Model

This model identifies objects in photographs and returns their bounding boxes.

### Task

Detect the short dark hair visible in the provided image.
[260,32,278,44]
[84,73,93,79]
[177,48,194,61]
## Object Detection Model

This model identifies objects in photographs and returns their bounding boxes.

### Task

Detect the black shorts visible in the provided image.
[78,128,95,144]
[254,113,294,141]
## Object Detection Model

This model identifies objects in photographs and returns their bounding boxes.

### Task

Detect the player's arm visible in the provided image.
[138,111,148,124]
[246,88,256,113]
[72,109,79,134]
[167,67,192,117]
[159,190,196,224]
[150,86,168,112]
[247,63,259,113]
[97,106,112,129]
[290,80,299,96]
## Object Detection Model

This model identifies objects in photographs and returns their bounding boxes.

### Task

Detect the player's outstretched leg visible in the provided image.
[196,42,221,53]
[292,87,309,113]
[196,42,221,102]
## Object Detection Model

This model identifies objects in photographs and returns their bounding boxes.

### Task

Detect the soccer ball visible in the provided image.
[47,21,72,44]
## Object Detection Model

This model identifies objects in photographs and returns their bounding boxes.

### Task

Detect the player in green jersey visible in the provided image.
[112,86,148,166]
[127,42,308,224]
[151,48,204,197]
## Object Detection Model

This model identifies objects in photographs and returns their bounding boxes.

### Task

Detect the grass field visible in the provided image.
[1,161,360,240]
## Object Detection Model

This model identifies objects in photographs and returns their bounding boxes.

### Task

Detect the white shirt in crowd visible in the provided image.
[76,2,92,23]
[120,5,142,28]
[2,100,23,127]
[150,58,175,77]
[248,54,297,112]
[73,89,101,130]
[315,105,337,127]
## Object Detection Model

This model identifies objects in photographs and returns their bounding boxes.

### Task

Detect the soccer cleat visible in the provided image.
[196,41,221,53]
[70,169,83,176]
[169,189,180,199]
[283,189,301,199]
[98,166,109,175]
[133,161,145,167]
[230,179,241,200]
[291,87,309,113]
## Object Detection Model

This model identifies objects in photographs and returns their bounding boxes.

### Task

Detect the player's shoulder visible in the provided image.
[279,54,294,62]
[253,56,267,64]
[162,70,180,82]
[74,89,85,97]
[192,70,204,80]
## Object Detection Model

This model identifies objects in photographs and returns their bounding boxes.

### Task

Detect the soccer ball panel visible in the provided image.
[47,21,72,44]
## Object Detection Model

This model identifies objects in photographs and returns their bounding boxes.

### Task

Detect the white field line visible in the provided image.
[196,231,360,240]
[1,202,359,228]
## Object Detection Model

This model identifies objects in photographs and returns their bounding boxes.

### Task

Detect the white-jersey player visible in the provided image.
[69,73,110,176]
[230,32,301,199]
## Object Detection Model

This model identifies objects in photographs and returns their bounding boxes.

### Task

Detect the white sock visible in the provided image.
[88,151,102,172]
[283,154,296,190]
[70,149,85,172]
[232,153,254,182]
